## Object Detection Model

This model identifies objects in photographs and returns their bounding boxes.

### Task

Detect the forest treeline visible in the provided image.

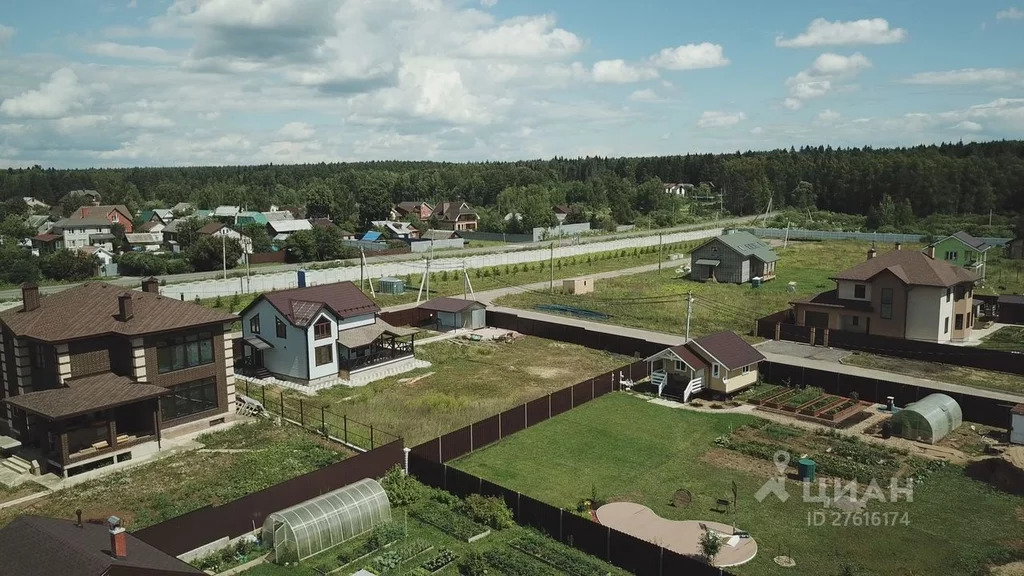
[2,140,1022,231]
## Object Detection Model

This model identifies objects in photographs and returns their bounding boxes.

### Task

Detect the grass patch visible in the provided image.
[454,393,1024,576]
[0,421,348,530]
[242,336,627,446]
[978,326,1024,353]
[842,351,1024,395]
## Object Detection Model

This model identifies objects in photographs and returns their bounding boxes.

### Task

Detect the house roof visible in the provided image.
[26,215,51,227]
[689,331,765,370]
[435,201,477,222]
[833,250,977,287]
[137,221,163,233]
[421,229,455,241]
[1011,403,1024,416]
[268,219,313,233]
[309,218,336,229]
[198,221,228,235]
[362,231,383,242]
[792,289,874,311]
[33,233,62,242]
[998,294,1024,305]
[384,221,416,235]
[56,216,114,228]
[263,211,295,222]
[645,343,710,371]
[162,219,189,234]
[125,233,162,244]
[3,372,168,420]
[0,515,202,576]
[171,202,194,213]
[0,283,236,343]
[89,233,116,242]
[932,231,991,252]
[236,211,269,225]
[419,297,486,314]
[395,201,432,213]
[70,205,132,221]
[699,231,779,263]
[213,206,241,217]
[336,319,417,349]
[61,189,101,200]
[248,281,380,328]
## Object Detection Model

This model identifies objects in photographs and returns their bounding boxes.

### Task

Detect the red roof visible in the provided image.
[250,281,380,327]
[33,233,61,242]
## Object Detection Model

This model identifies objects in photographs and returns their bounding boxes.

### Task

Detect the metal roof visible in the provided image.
[701,231,779,263]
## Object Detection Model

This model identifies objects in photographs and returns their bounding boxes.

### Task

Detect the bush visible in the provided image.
[381,464,424,506]
[458,550,488,576]
[462,494,513,530]
[367,521,405,550]
[412,501,488,541]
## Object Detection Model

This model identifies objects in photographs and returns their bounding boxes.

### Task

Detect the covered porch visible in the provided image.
[2,373,167,477]
[643,346,708,403]
[336,320,418,378]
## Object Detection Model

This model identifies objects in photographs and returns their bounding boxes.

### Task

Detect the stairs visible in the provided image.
[683,377,704,403]
[0,455,32,476]
[251,368,272,380]
[651,371,668,397]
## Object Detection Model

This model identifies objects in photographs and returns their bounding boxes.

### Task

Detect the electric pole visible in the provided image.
[359,247,365,293]
[658,233,663,274]
[685,291,693,341]
[549,242,554,293]
[221,234,227,279]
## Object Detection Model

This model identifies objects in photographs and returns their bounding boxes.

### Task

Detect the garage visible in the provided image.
[803,310,831,329]
[998,295,1024,325]
[418,297,488,331]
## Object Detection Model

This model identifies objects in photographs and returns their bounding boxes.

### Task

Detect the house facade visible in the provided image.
[0,279,237,477]
[238,281,417,384]
[53,217,115,250]
[70,205,134,234]
[199,222,253,254]
[690,230,779,284]
[644,331,764,402]
[434,202,479,231]
[927,231,990,280]
[663,183,694,196]
[791,247,978,343]
[393,202,433,221]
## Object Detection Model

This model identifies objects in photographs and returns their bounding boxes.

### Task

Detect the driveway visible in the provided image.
[755,340,851,363]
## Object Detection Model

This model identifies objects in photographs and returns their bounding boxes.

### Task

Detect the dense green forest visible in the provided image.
[2,141,1022,233]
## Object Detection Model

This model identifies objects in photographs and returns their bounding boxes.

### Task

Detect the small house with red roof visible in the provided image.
[644,331,764,402]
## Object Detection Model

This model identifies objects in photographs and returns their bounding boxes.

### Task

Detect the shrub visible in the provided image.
[381,465,424,506]
[367,521,405,550]
[458,550,488,576]
[214,295,223,308]
[699,525,722,564]
[462,494,514,530]
[412,501,488,541]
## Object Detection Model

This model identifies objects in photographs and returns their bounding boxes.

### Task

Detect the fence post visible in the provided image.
[261,386,265,407]
[370,425,374,449]
[321,407,326,436]
[344,415,348,445]
[299,399,304,426]
[280,391,284,416]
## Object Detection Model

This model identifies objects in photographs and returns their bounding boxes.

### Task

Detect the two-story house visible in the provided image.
[434,202,479,231]
[392,202,433,221]
[69,205,134,234]
[690,230,779,284]
[52,217,116,250]
[791,247,978,343]
[0,279,237,477]
[926,231,991,280]
[238,281,417,385]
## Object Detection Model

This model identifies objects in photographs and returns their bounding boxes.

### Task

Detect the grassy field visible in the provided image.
[455,393,1024,576]
[247,336,628,446]
[978,326,1024,353]
[496,240,881,339]
[841,351,1024,396]
[0,420,348,530]
[982,251,1024,296]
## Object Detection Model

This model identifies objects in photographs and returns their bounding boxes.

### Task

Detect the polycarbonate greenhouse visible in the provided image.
[262,478,392,562]
[893,393,962,444]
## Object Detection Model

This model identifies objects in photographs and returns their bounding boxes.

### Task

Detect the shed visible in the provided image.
[689,230,778,284]
[378,277,405,295]
[261,478,391,562]
[563,277,594,295]
[891,393,962,444]
[1012,404,1024,445]
[419,297,487,330]
[997,294,1024,325]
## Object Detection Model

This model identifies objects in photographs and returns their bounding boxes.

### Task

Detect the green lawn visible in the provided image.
[455,393,1024,576]
[841,351,1024,396]
[978,326,1024,353]
[981,251,1024,296]
[496,240,884,339]
[246,336,628,446]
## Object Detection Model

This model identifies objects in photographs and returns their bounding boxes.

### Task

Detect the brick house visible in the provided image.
[69,205,134,234]
[0,279,237,477]
[433,202,479,231]
[392,201,434,221]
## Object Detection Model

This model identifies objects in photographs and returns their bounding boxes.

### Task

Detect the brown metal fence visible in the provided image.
[379,307,434,328]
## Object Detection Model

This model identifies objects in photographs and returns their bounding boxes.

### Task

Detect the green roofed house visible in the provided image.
[926,231,991,280]
[235,211,269,226]
[690,230,779,284]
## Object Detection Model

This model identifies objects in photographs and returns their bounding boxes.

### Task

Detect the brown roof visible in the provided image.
[998,294,1024,305]
[198,221,228,235]
[689,331,765,370]
[0,283,236,343]
[664,344,710,370]
[792,289,873,312]
[3,372,168,420]
[0,515,202,576]
[251,281,380,327]
[419,297,486,314]
[833,250,977,287]
[33,233,62,242]
[435,201,477,222]
[336,319,418,348]
[70,205,132,221]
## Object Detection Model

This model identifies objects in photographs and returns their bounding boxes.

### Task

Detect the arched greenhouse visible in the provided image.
[892,393,962,444]
[262,478,392,563]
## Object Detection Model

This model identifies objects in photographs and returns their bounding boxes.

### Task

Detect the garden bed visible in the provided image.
[508,530,619,576]
[761,388,800,409]
[417,548,457,574]
[778,387,826,411]
[818,399,866,423]
[484,547,561,576]
[799,395,845,416]
[412,501,491,542]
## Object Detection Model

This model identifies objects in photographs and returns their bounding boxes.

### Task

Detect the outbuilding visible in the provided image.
[997,294,1024,325]
[1012,404,1024,445]
[419,297,487,330]
[563,278,594,295]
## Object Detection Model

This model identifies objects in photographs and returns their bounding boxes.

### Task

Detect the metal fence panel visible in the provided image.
[517,494,562,540]
[471,414,500,452]
[444,466,481,499]
[440,425,473,462]
[499,405,526,438]
[608,529,662,576]
[550,388,573,418]
[561,511,609,561]
[526,396,550,426]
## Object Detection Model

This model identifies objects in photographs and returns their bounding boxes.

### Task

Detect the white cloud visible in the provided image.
[953,120,983,132]
[783,97,803,110]
[0,68,86,119]
[480,0,498,6]
[650,42,729,70]
[903,68,1024,86]
[776,18,907,47]
[809,52,871,76]
[278,121,315,140]
[697,110,745,128]
[127,0,138,7]
[86,42,177,63]
[0,24,14,47]
[817,109,841,124]
[628,89,659,102]
[55,114,109,133]
[750,126,764,135]
[784,53,871,108]
[462,15,583,59]
[996,7,1024,19]
[592,59,658,84]
[121,111,174,128]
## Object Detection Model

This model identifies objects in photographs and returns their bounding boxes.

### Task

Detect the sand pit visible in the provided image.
[595,502,758,567]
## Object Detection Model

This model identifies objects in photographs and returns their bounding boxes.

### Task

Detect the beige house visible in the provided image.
[791,247,978,343]
[644,331,764,402]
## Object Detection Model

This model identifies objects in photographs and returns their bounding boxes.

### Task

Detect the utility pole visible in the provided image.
[658,233,663,274]
[549,242,554,293]
[221,234,227,279]
[685,291,693,341]
[244,250,250,293]
[359,247,365,293]
[463,261,468,299]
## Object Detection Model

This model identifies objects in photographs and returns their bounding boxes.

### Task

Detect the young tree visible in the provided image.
[239,223,272,253]
[186,235,243,271]
[0,214,34,241]
[698,526,722,565]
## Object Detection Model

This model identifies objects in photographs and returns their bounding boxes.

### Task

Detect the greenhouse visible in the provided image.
[262,478,392,562]
[892,393,962,444]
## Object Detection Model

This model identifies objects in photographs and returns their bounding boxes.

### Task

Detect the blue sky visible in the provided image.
[0,0,1022,168]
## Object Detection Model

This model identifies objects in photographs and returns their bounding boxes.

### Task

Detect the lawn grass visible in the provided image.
[0,420,349,531]
[454,393,1024,576]
[245,336,628,446]
[981,251,1024,296]
[496,240,883,339]
[978,325,1024,353]
[841,351,1024,395]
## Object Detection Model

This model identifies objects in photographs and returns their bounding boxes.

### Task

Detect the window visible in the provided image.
[157,332,214,374]
[955,314,964,330]
[853,284,866,299]
[946,288,951,303]
[945,251,957,261]
[880,288,893,320]
[712,364,720,378]
[944,317,950,334]
[250,314,260,334]
[31,343,47,369]
[968,312,973,327]
[276,317,287,339]
[851,316,860,327]
[674,360,685,372]
[314,318,332,340]
[161,377,218,421]
[314,344,333,366]
[742,365,750,375]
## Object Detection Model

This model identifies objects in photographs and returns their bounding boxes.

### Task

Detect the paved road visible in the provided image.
[0,213,763,301]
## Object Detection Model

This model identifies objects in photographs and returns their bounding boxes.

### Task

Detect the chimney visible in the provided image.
[141,277,160,294]
[895,242,902,251]
[21,283,40,312]
[108,516,126,559]
[867,248,877,260]
[927,245,935,259]
[75,509,83,528]
[118,293,134,322]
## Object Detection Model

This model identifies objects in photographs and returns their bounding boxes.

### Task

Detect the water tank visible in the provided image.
[797,458,816,482]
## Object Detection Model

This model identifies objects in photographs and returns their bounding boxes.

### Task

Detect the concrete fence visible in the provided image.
[743,227,1012,247]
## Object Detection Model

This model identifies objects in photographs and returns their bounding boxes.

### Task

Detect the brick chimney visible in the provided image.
[927,245,935,259]
[108,516,126,559]
[141,277,160,294]
[118,293,134,322]
[21,283,40,312]
[867,248,877,260]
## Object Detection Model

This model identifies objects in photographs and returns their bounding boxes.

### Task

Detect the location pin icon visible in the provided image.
[773,450,790,475]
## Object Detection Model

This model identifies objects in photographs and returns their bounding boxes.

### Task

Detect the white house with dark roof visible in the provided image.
[644,331,765,402]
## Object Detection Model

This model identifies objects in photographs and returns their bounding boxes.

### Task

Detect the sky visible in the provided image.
[0,0,1022,168]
